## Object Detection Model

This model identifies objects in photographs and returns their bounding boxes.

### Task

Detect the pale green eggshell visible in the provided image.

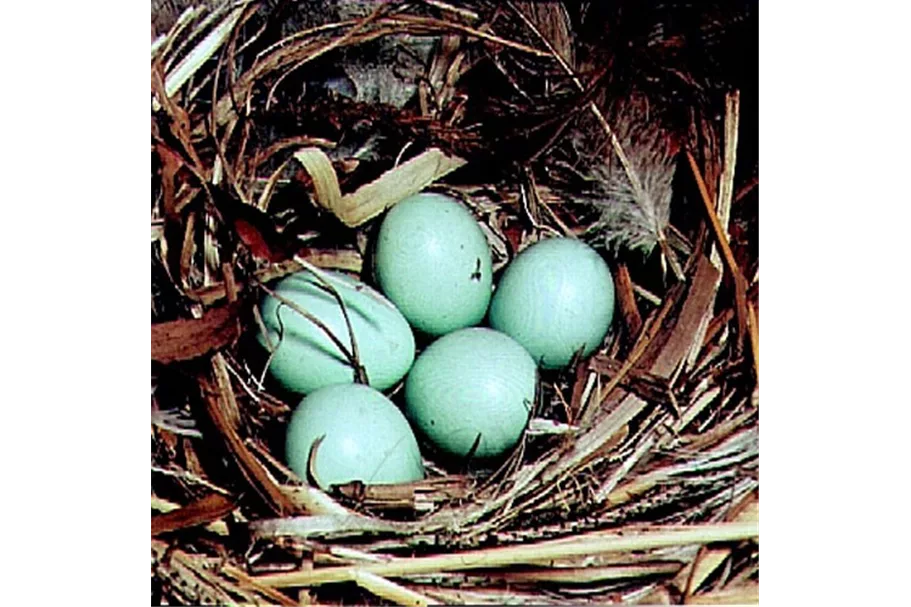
[285,384,424,490]
[489,238,615,369]
[257,270,415,394]
[404,328,536,460]
[374,192,493,336]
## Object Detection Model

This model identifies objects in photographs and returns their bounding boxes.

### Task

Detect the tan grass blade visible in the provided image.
[256,521,758,587]
[292,147,344,213]
[685,149,757,379]
[352,570,441,607]
[686,91,741,371]
[294,147,466,227]
[158,2,247,103]
[674,491,758,596]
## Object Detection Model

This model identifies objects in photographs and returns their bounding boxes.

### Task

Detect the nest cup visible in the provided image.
[151,1,759,604]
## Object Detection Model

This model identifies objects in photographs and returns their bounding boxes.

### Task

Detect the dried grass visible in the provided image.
[151,1,758,604]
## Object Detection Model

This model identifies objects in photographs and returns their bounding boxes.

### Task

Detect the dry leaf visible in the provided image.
[151,300,242,363]
[212,188,299,263]
[155,142,184,219]
[152,492,236,536]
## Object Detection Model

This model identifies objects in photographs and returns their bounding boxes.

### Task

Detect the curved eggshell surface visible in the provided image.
[489,238,615,369]
[285,384,424,490]
[404,327,536,460]
[257,269,415,394]
[374,193,493,336]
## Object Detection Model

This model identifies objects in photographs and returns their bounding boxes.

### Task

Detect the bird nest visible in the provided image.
[151,1,759,604]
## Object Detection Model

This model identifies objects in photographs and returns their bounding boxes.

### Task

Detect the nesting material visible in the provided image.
[151,2,758,605]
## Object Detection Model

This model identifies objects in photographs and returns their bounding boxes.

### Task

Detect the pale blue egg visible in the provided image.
[404,328,536,460]
[285,384,424,490]
[374,193,493,336]
[258,270,415,394]
[489,238,615,369]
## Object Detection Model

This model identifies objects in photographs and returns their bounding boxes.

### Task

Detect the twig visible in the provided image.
[684,151,757,380]
[258,281,363,382]
[293,258,368,384]
[255,521,758,588]
[419,0,479,21]
[220,564,300,606]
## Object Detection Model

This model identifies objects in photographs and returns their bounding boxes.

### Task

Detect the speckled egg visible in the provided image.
[488,237,615,369]
[374,192,493,336]
[257,269,415,394]
[285,384,424,490]
[404,328,536,460]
